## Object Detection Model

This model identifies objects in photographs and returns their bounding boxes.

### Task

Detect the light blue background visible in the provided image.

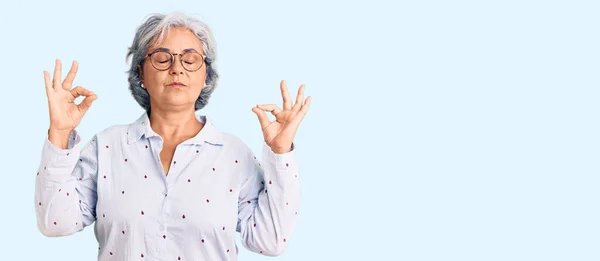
[0,0,598,260]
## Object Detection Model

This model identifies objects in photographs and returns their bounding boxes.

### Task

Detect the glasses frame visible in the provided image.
[144,50,206,72]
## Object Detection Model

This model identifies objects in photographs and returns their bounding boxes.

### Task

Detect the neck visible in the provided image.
[148,107,203,142]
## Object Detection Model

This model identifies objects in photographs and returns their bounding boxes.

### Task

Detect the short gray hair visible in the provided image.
[126,12,219,112]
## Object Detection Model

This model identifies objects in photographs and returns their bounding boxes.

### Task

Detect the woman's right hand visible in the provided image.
[44,59,97,147]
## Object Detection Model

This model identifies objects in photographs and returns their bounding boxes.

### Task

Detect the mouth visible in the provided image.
[167,82,187,87]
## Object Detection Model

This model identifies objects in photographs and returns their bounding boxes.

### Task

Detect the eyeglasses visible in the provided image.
[145,50,206,72]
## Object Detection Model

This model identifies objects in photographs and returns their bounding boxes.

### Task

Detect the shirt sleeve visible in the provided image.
[236,141,300,256]
[34,130,99,237]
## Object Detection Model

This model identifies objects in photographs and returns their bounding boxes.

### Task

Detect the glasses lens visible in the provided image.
[181,52,203,71]
[151,51,172,70]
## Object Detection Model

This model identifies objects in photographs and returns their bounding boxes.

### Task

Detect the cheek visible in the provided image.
[144,74,170,91]
[191,71,208,88]
[142,65,161,82]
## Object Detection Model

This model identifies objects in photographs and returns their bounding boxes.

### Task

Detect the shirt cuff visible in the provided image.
[261,142,299,186]
[43,129,82,163]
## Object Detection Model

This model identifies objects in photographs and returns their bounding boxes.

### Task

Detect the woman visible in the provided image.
[35,12,311,261]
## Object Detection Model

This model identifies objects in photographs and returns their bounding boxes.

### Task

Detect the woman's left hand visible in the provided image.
[252,80,312,154]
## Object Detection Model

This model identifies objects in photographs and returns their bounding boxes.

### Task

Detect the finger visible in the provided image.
[62,61,78,91]
[43,70,53,94]
[257,104,282,116]
[280,80,292,111]
[52,59,62,91]
[77,95,98,114]
[70,86,95,99]
[251,106,271,128]
[293,96,312,123]
[291,84,305,112]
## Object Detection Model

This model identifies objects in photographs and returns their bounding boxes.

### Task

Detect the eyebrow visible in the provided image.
[152,47,199,54]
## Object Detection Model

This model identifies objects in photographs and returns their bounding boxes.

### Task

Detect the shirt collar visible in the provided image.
[126,112,222,145]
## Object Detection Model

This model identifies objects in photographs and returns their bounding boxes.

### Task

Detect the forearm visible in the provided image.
[239,143,300,256]
[35,131,85,237]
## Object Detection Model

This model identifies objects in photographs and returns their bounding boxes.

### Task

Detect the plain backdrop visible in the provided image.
[0,0,599,260]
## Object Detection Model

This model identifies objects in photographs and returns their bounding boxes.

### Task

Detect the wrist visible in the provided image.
[48,128,74,149]
[270,145,292,154]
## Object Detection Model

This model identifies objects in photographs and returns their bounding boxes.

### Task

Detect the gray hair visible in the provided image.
[126,12,219,112]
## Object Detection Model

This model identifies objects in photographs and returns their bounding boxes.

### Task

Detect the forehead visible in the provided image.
[149,27,204,53]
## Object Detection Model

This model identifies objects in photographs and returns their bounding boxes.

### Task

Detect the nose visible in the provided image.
[169,55,184,75]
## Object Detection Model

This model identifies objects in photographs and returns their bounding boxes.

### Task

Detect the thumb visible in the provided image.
[77,94,98,114]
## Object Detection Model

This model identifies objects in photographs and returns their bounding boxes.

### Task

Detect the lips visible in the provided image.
[167,82,186,87]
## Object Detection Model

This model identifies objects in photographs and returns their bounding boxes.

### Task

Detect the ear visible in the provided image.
[138,64,145,88]
[138,64,144,79]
